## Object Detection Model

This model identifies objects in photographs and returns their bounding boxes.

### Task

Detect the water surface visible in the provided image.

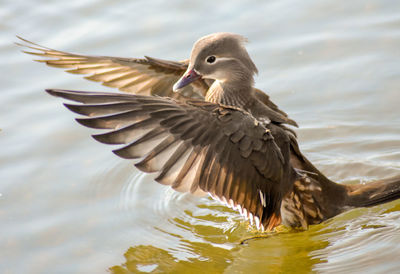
[1,0,400,273]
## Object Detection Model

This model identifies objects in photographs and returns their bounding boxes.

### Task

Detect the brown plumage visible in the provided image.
[18,33,400,231]
[46,89,293,230]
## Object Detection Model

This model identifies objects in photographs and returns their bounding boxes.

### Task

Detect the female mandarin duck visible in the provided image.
[17,33,400,231]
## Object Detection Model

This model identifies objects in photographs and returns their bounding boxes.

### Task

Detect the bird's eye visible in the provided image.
[206,56,216,64]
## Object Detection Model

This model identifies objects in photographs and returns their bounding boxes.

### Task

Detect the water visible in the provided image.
[1,0,400,273]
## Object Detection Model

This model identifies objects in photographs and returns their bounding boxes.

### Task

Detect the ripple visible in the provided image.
[311,205,400,273]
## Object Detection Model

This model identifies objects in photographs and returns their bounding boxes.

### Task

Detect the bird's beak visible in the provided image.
[173,68,201,92]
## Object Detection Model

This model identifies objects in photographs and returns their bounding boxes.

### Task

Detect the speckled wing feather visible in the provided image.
[17,37,208,99]
[46,89,286,230]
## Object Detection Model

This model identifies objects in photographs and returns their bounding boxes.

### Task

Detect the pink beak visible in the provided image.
[173,69,201,92]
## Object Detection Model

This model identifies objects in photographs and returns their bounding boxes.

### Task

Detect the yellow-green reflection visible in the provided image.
[110,230,330,273]
[109,202,331,273]
[110,244,232,273]
[226,226,330,273]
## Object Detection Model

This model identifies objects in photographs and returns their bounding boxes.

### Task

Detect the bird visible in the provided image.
[17,33,400,231]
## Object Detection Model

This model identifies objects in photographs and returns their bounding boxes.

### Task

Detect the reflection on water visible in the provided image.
[110,243,232,273]
[109,206,331,273]
[2,0,400,273]
[110,203,400,273]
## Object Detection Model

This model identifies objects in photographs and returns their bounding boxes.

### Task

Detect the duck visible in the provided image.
[17,33,400,231]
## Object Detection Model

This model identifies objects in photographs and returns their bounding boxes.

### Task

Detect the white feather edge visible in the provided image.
[207,192,265,231]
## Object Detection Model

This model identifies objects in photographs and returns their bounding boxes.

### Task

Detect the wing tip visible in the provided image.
[92,133,110,144]
[112,147,139,159]
[63,103,85,115]
[288,118,299,128]
[45,88,66,98]
[15,35,32,45]
[16,35,33,44]
[75,117,103,129]
[92,132,125,145]
[15,36,52,51]
[46,88,82,99]
[135,161,158,173]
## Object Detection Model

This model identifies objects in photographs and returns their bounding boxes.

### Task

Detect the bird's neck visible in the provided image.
[205,80,253,108]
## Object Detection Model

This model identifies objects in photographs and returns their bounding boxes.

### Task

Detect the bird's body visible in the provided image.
[18,33,400,231]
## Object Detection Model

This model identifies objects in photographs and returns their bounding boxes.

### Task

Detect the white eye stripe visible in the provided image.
[213,57,234,62]
[205,56,234,64]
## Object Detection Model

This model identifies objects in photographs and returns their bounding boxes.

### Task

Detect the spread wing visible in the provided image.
[17,37,298,127]
[17,36,209,99]
[46,89,286,230]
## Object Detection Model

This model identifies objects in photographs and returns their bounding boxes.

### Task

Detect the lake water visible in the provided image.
[1,0,400,273]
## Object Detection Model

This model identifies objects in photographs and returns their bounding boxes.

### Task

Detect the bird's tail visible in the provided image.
[345,175,400,207]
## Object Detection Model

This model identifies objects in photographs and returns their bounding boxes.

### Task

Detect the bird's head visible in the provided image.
[173,32,258,91]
